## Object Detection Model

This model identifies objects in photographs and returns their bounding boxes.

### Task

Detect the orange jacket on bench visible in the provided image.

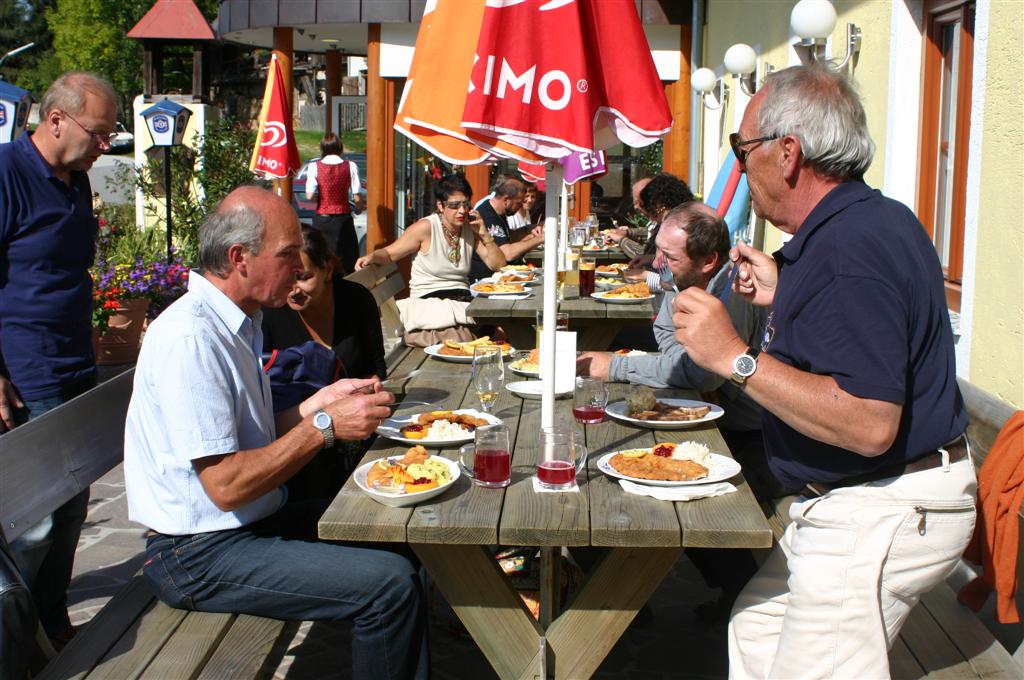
[958,411,1024,623]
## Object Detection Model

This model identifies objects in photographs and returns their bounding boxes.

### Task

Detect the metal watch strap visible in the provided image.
[314,410,334,448]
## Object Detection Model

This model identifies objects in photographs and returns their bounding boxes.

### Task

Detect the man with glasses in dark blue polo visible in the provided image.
[0,71,118,649]
[672,63,974,678]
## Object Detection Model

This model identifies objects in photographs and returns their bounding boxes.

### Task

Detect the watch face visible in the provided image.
[734,355,756,377]
[314,412,331,429]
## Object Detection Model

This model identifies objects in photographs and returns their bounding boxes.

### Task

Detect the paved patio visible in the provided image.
[68,460,733,679]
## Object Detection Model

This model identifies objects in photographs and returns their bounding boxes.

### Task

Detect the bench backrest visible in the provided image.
[958,377,1017,465]
[0,369,134,543]
[345,261,405,344]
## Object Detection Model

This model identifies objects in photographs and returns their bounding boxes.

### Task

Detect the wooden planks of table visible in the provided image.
[319,350,771,680]
[467,284,659,350]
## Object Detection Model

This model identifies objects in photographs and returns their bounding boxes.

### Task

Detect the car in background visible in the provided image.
[293,153,368,260]
[105,122,134,154]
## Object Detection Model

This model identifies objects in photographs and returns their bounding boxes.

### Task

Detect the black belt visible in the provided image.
[804,434,968,497]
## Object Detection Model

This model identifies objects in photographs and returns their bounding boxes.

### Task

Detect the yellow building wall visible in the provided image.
[705,1,893,254]
[967,2,1024,407]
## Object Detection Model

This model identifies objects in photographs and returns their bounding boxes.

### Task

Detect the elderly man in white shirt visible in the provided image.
[124,186,428,680]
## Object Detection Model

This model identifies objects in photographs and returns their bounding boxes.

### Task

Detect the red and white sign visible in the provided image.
[250,55,300,179]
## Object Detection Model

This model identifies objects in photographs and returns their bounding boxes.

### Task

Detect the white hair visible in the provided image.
[40,72,117,117]
[198,203,266,276]
[759,63,875,180]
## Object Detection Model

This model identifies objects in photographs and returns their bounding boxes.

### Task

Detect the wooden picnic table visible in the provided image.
[523,247,629,264]
[318,350,772,680]
[467,283,659,350]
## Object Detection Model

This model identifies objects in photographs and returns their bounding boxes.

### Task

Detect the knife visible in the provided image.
[381,369,423,388]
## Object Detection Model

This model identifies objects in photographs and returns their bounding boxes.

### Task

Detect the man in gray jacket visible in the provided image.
[578,202,794,622]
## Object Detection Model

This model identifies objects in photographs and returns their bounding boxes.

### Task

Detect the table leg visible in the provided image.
[545,547,681,680]
[538,547,561,628]
[412,544,544,680]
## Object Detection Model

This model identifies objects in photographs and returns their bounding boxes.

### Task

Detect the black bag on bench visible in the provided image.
[0,532,51,679]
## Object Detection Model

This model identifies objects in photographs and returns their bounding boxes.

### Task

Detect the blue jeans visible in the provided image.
[143,503,429,680]
[8,374,95,638]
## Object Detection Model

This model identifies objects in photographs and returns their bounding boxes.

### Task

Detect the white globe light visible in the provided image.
[790,0,837,40]
[691,67,718,94]
[724,44,757,75]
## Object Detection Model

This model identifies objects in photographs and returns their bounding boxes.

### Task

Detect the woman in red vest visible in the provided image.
[305,133,362,274]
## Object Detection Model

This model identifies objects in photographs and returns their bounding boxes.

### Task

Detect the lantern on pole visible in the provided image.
[141,99,192,263]
[0,81,32,145]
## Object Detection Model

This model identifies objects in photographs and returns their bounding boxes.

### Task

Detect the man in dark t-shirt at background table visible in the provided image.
[468,177,544,281]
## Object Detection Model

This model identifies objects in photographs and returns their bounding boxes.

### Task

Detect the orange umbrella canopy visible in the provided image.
[396,0,672,164]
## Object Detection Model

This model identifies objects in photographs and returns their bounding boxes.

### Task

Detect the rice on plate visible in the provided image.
[670,441,711,466]
[426,420,470,440]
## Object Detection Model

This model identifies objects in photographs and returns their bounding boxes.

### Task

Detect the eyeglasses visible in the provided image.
[729,132,779,164]
[61,111,117,148]
[443,200,473,210]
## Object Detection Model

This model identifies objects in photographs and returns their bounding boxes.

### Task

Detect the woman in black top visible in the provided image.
[262,227,386,381]
[261,227,386,502]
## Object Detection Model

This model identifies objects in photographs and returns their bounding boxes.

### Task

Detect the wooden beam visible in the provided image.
[366,24,393,251]
[273,27,294,199]
[325,49,341,136]
[464,164,490,204]
[661,24,692,184]
[192,44,203,101]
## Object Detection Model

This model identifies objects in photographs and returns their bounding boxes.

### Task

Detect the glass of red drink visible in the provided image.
[573,376,608,424]
[578,257,597,297]
[458,424,511,488]
[536,427,587,491]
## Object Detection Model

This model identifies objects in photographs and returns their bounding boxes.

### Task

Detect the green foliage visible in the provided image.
[636,140,664,177]
[46,0,150,120]
[132,115,264,265]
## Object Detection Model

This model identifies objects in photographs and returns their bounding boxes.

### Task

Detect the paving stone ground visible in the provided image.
[68,462,732,679]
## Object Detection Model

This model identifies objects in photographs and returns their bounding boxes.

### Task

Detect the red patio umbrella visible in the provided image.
[396,0,671,426]
[249,54,301,180]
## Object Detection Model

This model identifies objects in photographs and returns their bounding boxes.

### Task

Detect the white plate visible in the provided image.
[581,246,610,252]
[508,361,540,377]
[480,275,541,287]
[471,283,531,297]
[423,343,514,363]
[591,291,656,304]
[354,455,461,507]
[376,409,501,445]
[595,279,620,290]
[596,451,741,487]
[500,266,542,275]
[605,399,724,429]
[505,380,572,400]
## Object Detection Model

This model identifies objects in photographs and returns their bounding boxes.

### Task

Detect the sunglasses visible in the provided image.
[729,132,779,164]
[443,200,473,210]
[62,111,117,147]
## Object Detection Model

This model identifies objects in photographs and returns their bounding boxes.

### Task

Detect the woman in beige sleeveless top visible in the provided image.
[354,174,505,300]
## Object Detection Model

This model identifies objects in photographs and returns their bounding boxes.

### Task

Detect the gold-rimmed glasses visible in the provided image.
[61,111,117,148]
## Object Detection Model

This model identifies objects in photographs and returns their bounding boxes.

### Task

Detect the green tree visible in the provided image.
[46,0,150,119]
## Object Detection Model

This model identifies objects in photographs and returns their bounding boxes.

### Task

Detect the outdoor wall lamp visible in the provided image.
[691,67,728,110]
[790,0,862,72]
[724,43,758,96]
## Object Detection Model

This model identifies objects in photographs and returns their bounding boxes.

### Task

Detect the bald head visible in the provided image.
[631,177,652,211]
[199,186,299,276]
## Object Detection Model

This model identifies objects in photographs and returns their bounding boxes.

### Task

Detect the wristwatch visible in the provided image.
[313,410,335,448]
[730,346,761,386]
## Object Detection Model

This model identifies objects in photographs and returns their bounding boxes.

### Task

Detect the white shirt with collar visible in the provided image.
[124,271,284,535]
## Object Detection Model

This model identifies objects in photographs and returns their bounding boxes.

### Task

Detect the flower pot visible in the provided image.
[94,298,150,365]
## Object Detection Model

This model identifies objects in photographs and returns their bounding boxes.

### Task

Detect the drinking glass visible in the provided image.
[472,345,504,413]
[534,310,569,349]
[458,424,512,488]
[578,257,596,297]
[536,427,587,490]
[573,376,609,424]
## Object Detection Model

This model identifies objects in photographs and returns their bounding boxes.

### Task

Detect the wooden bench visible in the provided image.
[344,261,410,367]
[0,369,297,679]
[766,378,1021,678]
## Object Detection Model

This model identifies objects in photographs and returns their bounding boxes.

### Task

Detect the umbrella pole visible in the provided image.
[540,164,562,429]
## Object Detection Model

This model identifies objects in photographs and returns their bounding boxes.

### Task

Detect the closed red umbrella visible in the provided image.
[249,54,301,179]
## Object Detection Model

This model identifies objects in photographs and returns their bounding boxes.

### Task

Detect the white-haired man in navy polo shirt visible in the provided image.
[672,63,975,678]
